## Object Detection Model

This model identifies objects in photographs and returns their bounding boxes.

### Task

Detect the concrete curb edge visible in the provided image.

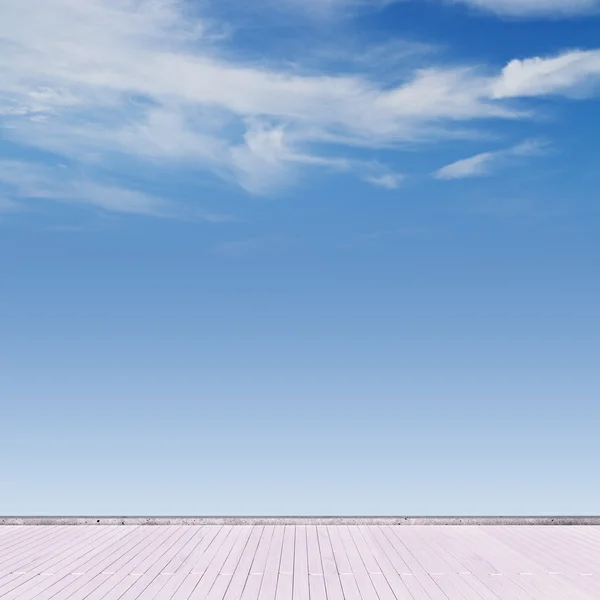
[2,516,600,526]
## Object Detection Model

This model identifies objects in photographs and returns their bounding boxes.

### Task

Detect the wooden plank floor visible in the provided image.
[0,526,598,600]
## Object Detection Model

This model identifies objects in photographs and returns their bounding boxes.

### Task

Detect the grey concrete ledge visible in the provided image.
[2,516,600,526]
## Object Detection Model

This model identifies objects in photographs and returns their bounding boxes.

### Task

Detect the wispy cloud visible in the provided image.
[274,0,397,18]
[1,1,599,205]
[449,0,599,17]
[0,159,231,220]
[0,160,172,216]
[434,139,548,179]
[434,152,497,180]
[364,173,405,190]
[275,0,599,17]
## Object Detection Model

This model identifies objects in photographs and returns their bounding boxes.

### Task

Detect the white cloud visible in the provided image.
[491,50,600,98]
[434,139,548,179]
[364,173,405,189]
[0,1,599,203]
[0,158,234,220]
[509,139,550,156]
[275,0,396,17]
[0,159,175,217]
[273,0,599,17]
[449,0,599,17]
[434,151,497,179]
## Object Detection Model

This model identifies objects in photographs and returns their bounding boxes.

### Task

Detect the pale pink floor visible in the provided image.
[0,525,599,599]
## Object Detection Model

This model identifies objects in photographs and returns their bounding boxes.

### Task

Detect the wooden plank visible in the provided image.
[167,573,204,600]
[5,527,128,600]
[327,525,352,575]
[241,574,264,600]
[0,526,30,541]
[327,532,363,600]
[391,527,484,600]
[221,527,254,576]
[151,526,228,600]
[11,526,115,576]
[432,528,523,600]
[545,527,599,571]
[279,526,295,576]
[52,527,141,575]
[115,527,200,600]
[257,524,284,600]
[158,526,232,600]
[191,527,235,575]
[7,528,90,575]
[406,527,502,600]
[309,574,327,600]
[0,527,43,550]
[206,573,234,600]
[364,525,411,574]
[476,527,572,599]
[0,526,69,561]
[251,526,275,575]
[550,526,600,564]
[518,526,600,587]
[0,528,103,593]
[376,528,441,600]
[187,527,247,600]
[165,546,232,600]
[306,526,322,576]
[293,526,310,600]
[0,527,141,600]
[275,573,293,600]
[223,527,264,600]
[355,526,416,600]
[339,573,362,600]
[486,527,599,598]
[378,525,450,600]
[316,526,344,600]
[162,527,219,575]
[346,526,381,574]
[50,526,181,600]
[338,525,380,600]
[435,528,571,600]
[346,529,400,600]
[570,525,600,556]
[21,526,165,600]
[0,526,75,574]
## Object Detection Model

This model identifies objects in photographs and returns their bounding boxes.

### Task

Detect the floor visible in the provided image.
[0,525,599,599]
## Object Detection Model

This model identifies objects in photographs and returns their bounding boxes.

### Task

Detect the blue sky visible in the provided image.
[1,0,600,516]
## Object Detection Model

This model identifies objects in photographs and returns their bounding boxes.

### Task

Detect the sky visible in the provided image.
[1,0,599,516]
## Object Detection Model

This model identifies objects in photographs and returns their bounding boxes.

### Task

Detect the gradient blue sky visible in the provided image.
[1,0,599,516]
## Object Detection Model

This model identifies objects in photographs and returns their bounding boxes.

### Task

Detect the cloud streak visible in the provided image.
[364,173,405,190]
[434,152,497,180]
[449,0,599,17]
[0,160,173,216]
[434,139,548,179]
[276,0,600,17]
[0,159,231,220]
